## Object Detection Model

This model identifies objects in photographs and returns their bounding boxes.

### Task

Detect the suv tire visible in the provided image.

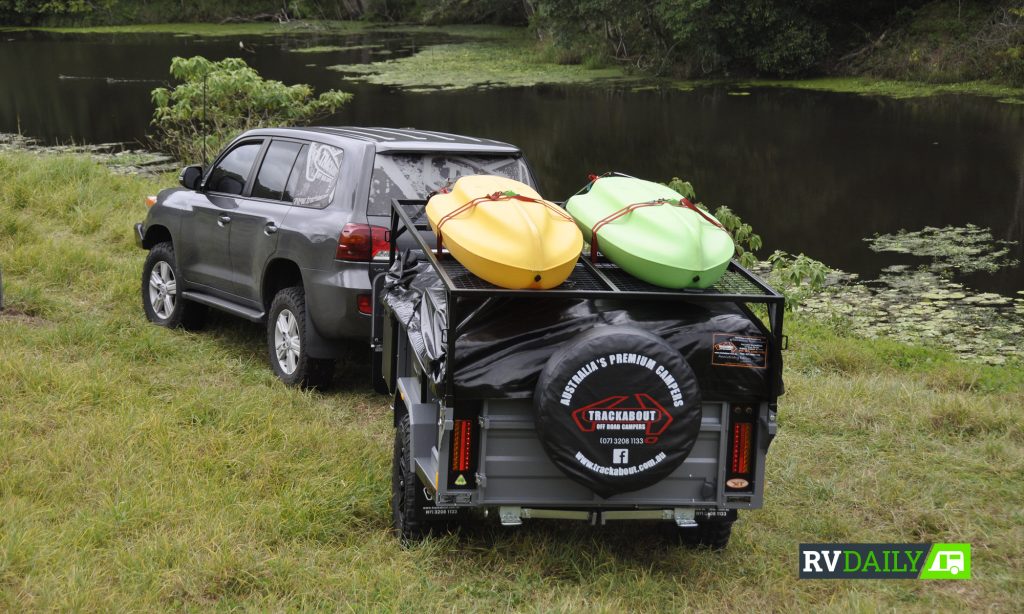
[267,286,334,389]
[142,242,206,330]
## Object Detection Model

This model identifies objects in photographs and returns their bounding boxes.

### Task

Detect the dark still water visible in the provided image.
[2,29,1022,293]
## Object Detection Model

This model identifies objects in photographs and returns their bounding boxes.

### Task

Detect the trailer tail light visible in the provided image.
[726,405,757,491]
[451,419,472,472]
[447,412,478,490]
[336,224,390,261]
[730,422,752,474]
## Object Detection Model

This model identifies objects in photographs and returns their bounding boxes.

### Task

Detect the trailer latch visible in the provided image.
[763,405,778,439]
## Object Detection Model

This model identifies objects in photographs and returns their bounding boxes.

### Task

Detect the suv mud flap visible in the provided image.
[370,272,389,394]
[133,222,145,249]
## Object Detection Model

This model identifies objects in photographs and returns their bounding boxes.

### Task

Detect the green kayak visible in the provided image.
[565,176,735,289]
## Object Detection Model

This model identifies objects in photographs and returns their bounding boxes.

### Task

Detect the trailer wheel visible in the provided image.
[392,412,430,542]
[672,517,735,550]
[392,412,460,543]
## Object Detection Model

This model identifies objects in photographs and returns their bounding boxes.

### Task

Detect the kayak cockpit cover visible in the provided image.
[533,326,702,497]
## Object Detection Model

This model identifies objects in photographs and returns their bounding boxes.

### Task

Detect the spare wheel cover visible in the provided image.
[534,326,702,498]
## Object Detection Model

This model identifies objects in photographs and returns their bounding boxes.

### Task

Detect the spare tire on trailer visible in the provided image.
[534,326,702,498]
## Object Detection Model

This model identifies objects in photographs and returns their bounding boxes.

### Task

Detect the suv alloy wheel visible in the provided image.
[266,286,335,389]
[141,242,206,329]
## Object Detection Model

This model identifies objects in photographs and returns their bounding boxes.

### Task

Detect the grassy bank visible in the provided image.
[9,19,1023,102]
[738,77,1024,102]
[0,20,532,39]
[0,20,349,36]
[1,152,1022,610]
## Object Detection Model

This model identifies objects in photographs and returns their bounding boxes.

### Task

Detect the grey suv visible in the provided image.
[135,127,536,388]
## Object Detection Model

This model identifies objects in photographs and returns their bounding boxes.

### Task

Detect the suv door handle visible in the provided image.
[264,222,278,235]
[217,214,231,227]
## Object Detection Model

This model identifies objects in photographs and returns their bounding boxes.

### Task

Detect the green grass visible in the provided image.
[1,151,1022,610]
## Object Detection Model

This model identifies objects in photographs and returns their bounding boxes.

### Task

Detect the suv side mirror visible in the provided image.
[179,165,203,191]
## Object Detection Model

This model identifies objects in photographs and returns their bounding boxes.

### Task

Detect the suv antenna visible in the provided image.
[202,72,208,166]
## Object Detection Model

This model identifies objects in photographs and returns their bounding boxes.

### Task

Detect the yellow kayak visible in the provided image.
[426,175,583,290]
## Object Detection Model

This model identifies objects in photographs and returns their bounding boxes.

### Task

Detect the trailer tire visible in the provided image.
[534,326,702,498]
[674,517,735,550]
[391,412,461,543]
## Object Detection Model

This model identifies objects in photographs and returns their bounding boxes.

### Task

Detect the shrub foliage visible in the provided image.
[150,56,352,163]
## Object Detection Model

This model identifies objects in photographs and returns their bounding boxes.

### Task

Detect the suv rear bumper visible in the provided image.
[302,264,374,357]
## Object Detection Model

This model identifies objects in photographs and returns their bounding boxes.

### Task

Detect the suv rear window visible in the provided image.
[252,140,303,202]
[368,154,532,216]
[285,142,344,209]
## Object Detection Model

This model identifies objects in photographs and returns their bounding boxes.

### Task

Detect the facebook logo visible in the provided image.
[612,449,629,464]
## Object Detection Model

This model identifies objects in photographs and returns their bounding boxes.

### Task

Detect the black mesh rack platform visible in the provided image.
[386,200,783,304]
[378,199,785,404]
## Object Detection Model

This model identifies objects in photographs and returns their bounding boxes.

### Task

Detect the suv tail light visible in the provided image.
[336,223,390,261]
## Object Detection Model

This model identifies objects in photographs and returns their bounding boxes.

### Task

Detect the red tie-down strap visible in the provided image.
[434,191,574,257]
[589,197,728,262]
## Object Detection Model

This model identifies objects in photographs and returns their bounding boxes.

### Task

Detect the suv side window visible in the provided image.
[206,141,262,196]
[252,140,303,202]
[285,142,344,209]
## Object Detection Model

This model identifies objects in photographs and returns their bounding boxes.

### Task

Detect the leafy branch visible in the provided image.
[666,177,762,268]
[150,56,353,163]
[667,176,830,310]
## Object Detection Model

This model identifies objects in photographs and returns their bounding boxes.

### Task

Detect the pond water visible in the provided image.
[1,28,1022,295]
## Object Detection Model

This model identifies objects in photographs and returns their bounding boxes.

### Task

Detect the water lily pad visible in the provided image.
[800,230,1023,366]
[866,225,1018,275]
[962,293,1012,306]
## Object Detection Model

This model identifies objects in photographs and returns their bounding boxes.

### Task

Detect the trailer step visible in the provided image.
[497,506,698,527]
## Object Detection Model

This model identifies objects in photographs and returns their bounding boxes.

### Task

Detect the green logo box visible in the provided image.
[799,543,970,580]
